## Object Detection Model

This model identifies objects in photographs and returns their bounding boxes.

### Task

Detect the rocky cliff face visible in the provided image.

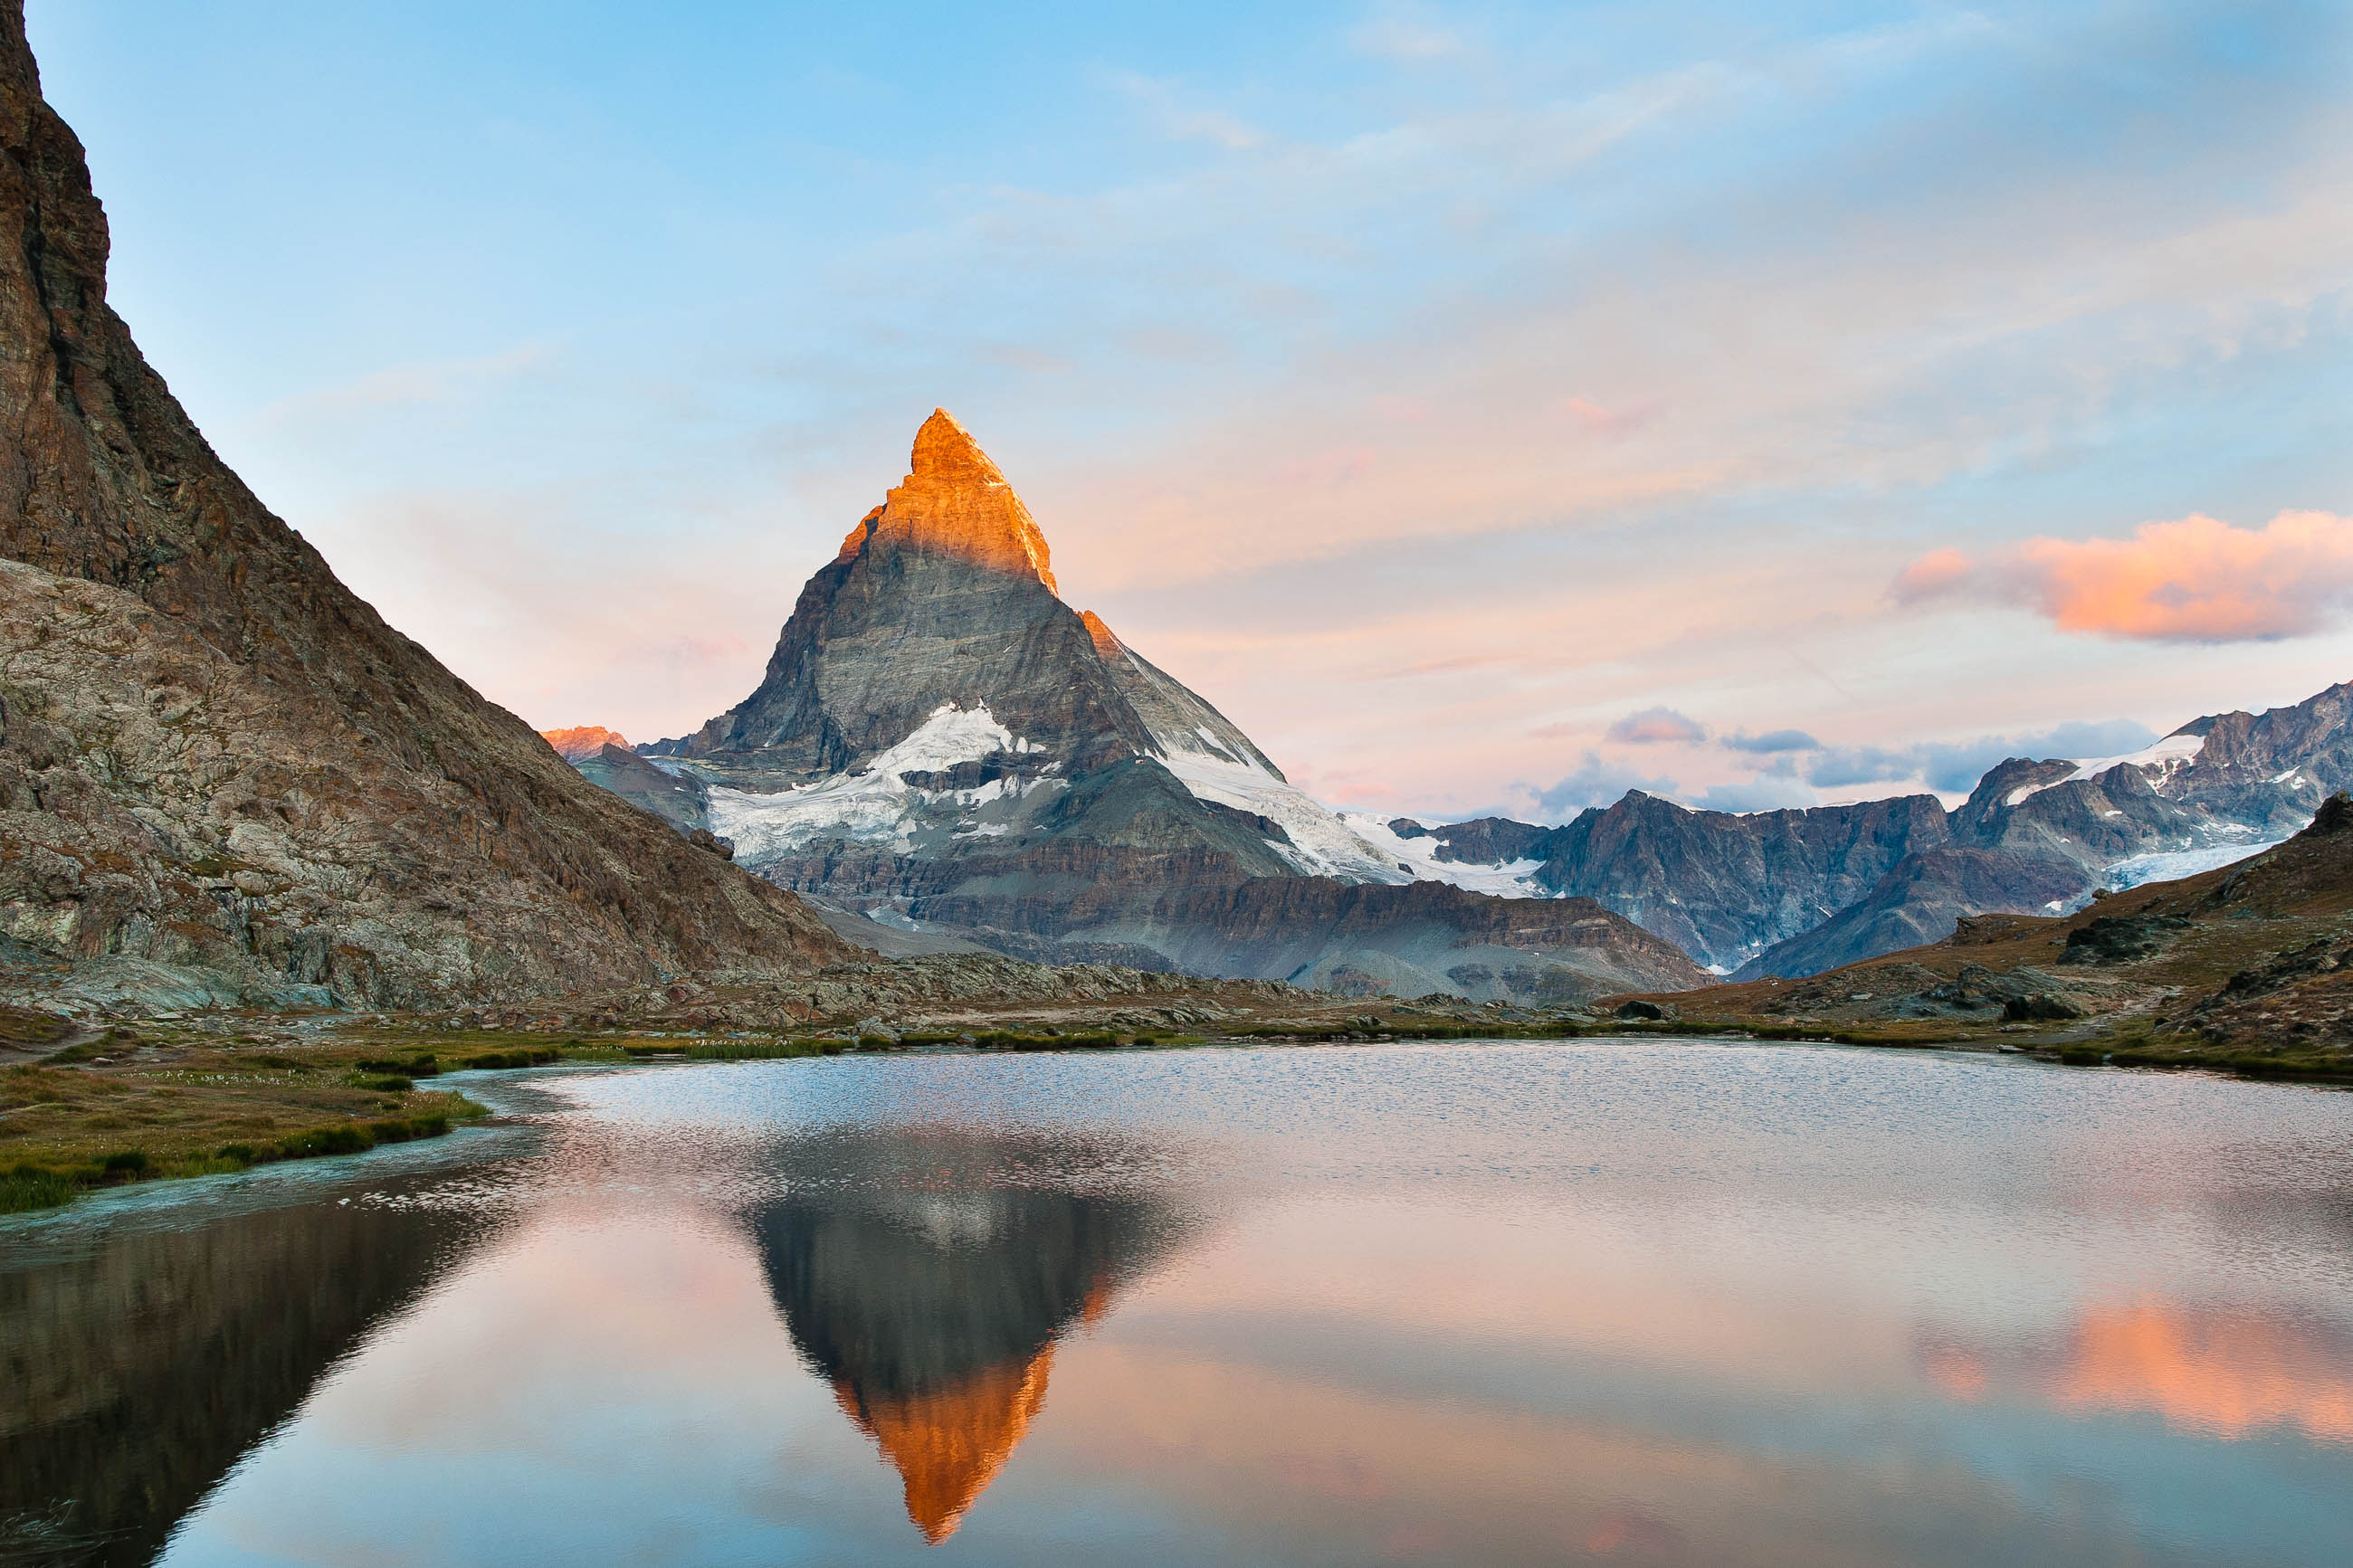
[617,412,1704,1002]
[1531,792,1954,973]
[1729,848,2090,981]
[1733,694,2350,977]
[0,4,849,1011]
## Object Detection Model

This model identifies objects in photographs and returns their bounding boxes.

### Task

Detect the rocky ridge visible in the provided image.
[0,4,851,1012]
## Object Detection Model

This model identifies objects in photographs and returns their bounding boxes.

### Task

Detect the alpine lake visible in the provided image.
[5,1038,2350,1566]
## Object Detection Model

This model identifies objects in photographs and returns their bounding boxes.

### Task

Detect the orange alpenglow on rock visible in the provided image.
[836,1349,1057,1544]
[540,725,629,762]
[833,409,1059,591]
[1077,610,1125,661]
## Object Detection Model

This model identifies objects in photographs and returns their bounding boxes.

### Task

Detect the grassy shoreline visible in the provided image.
[8,1013,2341,1216]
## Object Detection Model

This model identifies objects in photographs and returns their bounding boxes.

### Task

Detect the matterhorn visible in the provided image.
[586,412,1702,1002]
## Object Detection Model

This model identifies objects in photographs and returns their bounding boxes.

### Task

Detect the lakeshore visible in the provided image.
[8,991,2346,1219]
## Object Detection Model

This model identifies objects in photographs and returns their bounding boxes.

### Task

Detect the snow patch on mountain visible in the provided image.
[1148,738,1549,894]
[1151,747,1410,883]
[706,702,1048,862]
[1339,813,1549,897]
[2089,834,2283,899]
[2005,732,2207,807]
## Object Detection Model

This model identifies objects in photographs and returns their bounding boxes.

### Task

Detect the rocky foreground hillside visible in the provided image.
[0,3,852,1012]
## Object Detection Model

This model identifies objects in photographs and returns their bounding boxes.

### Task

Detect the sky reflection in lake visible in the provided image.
[7,1041,2350,1565]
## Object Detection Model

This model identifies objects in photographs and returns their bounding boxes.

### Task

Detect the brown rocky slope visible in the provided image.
[0,4,851,1011]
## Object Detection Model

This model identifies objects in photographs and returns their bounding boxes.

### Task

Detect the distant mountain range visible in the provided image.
[1631,787,2353,1070]
[1387,682,2346,977]
[553,413,2348,997]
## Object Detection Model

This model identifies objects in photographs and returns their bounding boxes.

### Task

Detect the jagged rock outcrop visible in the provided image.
[654,411,1288,794]
[0,5,850,1011]
[1722,693,2350,977]
[1529,792,1954,972]
[612,412,1702,1001]
[1388,815,1560,868]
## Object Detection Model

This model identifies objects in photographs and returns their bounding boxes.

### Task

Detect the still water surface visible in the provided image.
[5,1040,2352,1565]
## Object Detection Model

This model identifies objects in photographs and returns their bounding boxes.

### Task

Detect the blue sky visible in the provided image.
[29,0,2353,817]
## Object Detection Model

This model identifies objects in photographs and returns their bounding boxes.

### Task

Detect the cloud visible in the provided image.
[1533,751,1678,816]
[1806,718,2160,794]
[1895,511,2353,641]
[1805,746,1920,789]
[1561,396,1659,437]
[257,342,555,425]
[1605,706,1707,745]
[1891,547,1971,602]
[1721,728,1820,754]
[1102,70,1267,149]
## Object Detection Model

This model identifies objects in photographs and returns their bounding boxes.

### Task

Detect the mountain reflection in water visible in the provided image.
[0,1190,492,1567]
[8,1049,2350,1566]
[742,1127,1193,1543]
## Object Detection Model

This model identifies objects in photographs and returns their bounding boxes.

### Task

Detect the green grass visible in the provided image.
[968,1031,1128,1050]
[2,1099,490,1216]
[461,1047,562,1069]
[681,1039,830,1061]
[2053,1041,2353,1082]
[355,1055,441,1078]
[0,1163,77,1214]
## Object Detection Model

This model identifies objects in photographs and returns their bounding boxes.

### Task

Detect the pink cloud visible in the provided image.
[1272,445,1378,488]
[1604,706,1706,745]
[1561,396,1658,438]
[1891,546,1972,602]
[1893,510,2353,641]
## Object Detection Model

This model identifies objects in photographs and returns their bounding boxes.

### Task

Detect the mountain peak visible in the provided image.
[839,409,1056,593]
[541,724,629,762]
[910,407,1008,488]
